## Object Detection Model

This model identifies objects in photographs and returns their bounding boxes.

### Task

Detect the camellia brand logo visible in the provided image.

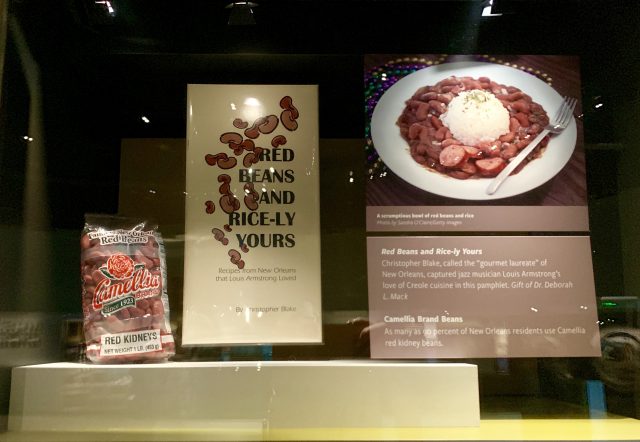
[93,254,161,312]
[106,253,135,279]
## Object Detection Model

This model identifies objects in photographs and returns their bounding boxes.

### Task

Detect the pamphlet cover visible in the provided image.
[183,84,322,345]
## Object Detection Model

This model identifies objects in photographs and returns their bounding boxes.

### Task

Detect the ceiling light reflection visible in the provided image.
[242,97,263,121]
[481,0,502,17]
[226,1,258,26]
[244,97,261,107]
[95,1,116,16]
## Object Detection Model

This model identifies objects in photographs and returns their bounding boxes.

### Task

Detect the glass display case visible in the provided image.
[1,0,640,440]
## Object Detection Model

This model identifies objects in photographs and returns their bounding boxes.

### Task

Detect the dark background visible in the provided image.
[2,0,637,306]
[3,2,637,193]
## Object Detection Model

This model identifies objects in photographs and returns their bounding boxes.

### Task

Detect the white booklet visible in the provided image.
[183,84,322,345]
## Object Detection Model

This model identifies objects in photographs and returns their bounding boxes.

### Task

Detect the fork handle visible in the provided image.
[486,128,551,195]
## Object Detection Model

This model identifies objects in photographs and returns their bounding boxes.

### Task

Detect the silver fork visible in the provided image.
[486,96,577,195]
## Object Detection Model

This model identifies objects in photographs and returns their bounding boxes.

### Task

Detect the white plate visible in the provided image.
[370,61,577,200]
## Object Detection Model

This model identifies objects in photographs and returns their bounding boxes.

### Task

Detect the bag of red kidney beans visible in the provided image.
[80,215,175,363]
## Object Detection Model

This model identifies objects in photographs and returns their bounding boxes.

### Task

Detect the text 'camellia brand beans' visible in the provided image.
[80,215,175,363]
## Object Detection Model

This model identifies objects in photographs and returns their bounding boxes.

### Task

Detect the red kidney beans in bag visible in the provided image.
[80,215,175,363]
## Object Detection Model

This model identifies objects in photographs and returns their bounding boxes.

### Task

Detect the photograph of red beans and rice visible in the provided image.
[397,75,550,180]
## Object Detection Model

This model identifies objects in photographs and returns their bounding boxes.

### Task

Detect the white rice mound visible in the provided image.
[440,89,510,146]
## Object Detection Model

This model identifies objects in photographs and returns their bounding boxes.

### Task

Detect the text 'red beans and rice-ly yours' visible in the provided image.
[397,76,551,180]
[81,215,175,363]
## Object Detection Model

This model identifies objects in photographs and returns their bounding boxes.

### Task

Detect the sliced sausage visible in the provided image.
[439,145,467,168]
[476,157,507,177]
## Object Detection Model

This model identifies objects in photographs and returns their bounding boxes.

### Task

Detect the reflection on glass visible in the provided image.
[242,97,263,121]
[243,97,261,107]
[94,1,116,16]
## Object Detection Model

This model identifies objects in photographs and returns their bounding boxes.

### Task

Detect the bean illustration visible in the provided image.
[279,95,299,119]
[219,181,231,195]
[280,109,298,131]
[244,118,263,139]
[233,118,248,129]
[212,228,225,241]
[228,249,244,269]
[243,152,257,168]
[211,228,229,245]
[205,154,218,166]
[243,183,259,211]
[228,249,241,262]
[252,146,264,162]
[271,135,287,147]
[205,152,238,168]
[218,157,238,169]
[220,194,240,214]
[241,139,256,151]
[220,132,243,145]
[228,142,245,156]
[218,174,232,195]
[258,115,279,134]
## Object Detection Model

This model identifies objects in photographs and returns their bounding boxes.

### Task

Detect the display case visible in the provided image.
[1,0,640,440]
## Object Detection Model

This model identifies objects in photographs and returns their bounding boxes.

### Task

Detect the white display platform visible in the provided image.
[9,361,479,434]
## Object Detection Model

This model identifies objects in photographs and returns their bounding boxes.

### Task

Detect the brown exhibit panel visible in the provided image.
[367,236,600,358]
